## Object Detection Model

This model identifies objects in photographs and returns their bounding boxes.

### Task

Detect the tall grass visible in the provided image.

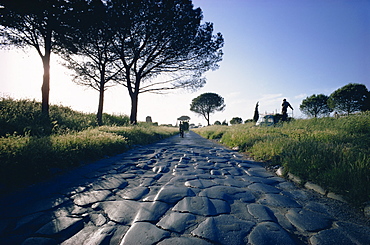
[0,97,129,136]
[194,113,370,206]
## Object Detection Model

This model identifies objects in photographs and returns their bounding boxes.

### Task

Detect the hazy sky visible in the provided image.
[1,0,369,126]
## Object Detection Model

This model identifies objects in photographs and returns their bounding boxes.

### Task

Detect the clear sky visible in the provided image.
[1,0,369,126]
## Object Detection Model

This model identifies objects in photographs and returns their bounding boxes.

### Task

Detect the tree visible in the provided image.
[230,117,242,125]
[214,120,221,125]
[62,1,122,125]
[109,0,224,124]
[253,102,259,122]
[190,92,225,126]
[328,83,369,115]
[0,0,86,117]
[300,94,332,118]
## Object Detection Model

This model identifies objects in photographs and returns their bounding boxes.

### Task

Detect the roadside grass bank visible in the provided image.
[193,113,370,207]
[0,98,178,193]
[0,125,178,193]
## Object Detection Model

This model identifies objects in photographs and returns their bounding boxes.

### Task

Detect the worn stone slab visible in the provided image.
[335,221,370,244]
[246,169,275,178]
[98,200,138,224]
[72,190,111,206]
[22,237,58,245]
[61,226,98,245]
[90,176,128,190]
[115,186,149,200]
[309,228,355,245]
[211,177,251,188]
[184,179,216,188]
[120,222,170,245]
[199,186,249,201]
[248,222,296,245]
[191,215,255,245]
[36,216,84,238]
[247,204,277,222]
[154,186,195,203]
[258,194,302,208]
[285,209,333,232]
[157,212,196,233]
[134,201,170,222]
[157,237,213,245]
[248,183,281,194]
[172,196,230,216]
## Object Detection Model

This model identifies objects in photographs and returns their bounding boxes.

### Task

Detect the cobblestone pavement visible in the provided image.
[1,131,370,245]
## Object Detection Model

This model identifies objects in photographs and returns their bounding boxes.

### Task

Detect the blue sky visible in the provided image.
[1,0,369,125]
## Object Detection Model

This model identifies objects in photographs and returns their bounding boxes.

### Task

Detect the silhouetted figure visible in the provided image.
[179,122,184,138]
[282,99,293,121]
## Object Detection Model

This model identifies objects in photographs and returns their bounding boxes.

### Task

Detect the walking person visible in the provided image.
[179,121,184,138]
[282,99,293,121]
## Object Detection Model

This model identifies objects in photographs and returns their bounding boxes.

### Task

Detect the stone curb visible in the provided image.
[276,167,347,203]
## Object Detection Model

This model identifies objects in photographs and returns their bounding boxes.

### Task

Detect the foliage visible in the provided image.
[109,0,224,124]
[0,0,90,115]
[230,117,243,125]
[328,83,369,115]
[190,92,226,126]
[300,94,332,118]
[0,97,129,136]
[194,113,370,206]
[61,1,121,125]
[253,102,259,122]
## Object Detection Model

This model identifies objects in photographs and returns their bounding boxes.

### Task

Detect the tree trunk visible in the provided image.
[97,83,105,126]
[41,28,52,117]
[41,54,51,117]
[130,92,139,124]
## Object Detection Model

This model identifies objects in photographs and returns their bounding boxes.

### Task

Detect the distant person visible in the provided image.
[282,99,293,121]
[179,122,184,138]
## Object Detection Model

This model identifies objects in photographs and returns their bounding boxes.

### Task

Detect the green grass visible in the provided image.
[0,97,178,193]
[0,97,129,136]
[194,113,370,206]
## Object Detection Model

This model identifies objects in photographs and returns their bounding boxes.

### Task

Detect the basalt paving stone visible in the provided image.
[191,215,255,245]
[157,236,213,245]
[120,222,170,245]
[199,186,253,202]
[133,201,170,222]
[157,212,197,233]
[184,179,216,188]
[172,196,230,216]
[36,216,84,238]
[285,209,333,232]
[115,186,150,200]
[72,190,112,206]
[98,200,138,224]
[248,183,282,194]
[258,194,302,208]
[247,204,277,222]
[248,221,296,245]
[154,186,196,203]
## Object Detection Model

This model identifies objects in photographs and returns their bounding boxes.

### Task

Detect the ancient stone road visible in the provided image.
[1,131,370,244]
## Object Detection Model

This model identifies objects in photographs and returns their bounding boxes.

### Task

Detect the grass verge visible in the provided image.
[193,113,370,206]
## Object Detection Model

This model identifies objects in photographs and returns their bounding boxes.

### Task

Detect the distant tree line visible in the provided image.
[0,0,224,125]
[300,83,369,118]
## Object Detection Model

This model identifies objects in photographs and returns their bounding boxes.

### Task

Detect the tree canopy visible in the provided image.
[328,83,369,115]
[300,94,332,118]
[109,0,224,124]
[190,92,225,126]
[0,0,89,116]
[230,117,242,125]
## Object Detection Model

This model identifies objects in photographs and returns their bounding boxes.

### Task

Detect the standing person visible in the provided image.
[282,99,293,121]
